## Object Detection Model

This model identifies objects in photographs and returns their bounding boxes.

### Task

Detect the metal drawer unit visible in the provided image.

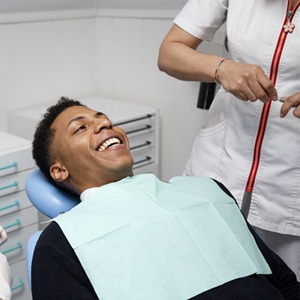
[114,113,157,172]
[8,96,160,176]
[0,131,37,300]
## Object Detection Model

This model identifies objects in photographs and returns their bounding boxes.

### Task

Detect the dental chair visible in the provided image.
[25,168,80,287]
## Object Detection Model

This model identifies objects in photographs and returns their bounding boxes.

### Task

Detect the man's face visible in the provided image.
[50,105,133,193]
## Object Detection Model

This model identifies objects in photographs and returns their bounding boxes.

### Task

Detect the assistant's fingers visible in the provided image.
[245,88,259,102]
[280,97,300,118]
[292,106,300,118]
[227,88,249,101]
[248,81,269,103]
[256,70,278,102]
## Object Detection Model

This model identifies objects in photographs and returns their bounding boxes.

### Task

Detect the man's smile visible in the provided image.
[97,137,122,152]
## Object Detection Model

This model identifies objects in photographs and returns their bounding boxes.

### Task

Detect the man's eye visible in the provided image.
[74,125,86,134]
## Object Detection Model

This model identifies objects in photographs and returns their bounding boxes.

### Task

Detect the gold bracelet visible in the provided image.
[214,58,227,83]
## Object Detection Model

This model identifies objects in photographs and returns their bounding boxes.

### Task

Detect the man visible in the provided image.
[31,97,299,299]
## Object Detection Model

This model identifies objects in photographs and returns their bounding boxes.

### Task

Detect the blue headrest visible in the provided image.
[25,168,81,219]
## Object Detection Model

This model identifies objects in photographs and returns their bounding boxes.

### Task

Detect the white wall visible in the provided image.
[0,0,187,13]
[1,9,226,181]
[0,13,97,130]
[94,11,209,180]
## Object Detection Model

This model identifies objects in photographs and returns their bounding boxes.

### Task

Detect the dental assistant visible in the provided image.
[158,0,300,280]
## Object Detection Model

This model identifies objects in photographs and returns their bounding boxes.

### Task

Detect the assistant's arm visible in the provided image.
[158,25,220,82]
[158,24,277,103]
[31,222,98,300]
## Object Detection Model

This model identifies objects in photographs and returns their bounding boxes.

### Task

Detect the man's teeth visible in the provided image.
[98,138,121,151]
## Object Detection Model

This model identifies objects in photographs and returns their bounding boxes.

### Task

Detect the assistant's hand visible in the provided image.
[280,92,300,118]
[217,60,278,103]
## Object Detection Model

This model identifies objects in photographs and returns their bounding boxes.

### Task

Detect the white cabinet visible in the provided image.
[0,131,37,300]
[8,96,160,176]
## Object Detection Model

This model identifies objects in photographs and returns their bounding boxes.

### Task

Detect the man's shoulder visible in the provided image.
[37,221,67,247]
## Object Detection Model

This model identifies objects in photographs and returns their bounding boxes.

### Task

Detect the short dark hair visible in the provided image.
[32,97,85,184]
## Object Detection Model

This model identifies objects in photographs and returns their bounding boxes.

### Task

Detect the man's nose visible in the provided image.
[94,118,112,133]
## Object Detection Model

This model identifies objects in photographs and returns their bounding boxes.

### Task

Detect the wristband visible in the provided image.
[214,58,227,83]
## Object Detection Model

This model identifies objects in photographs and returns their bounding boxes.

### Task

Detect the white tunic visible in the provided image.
[175,0,300,236]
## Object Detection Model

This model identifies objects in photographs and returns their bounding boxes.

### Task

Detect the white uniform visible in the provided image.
[175,0,300,278]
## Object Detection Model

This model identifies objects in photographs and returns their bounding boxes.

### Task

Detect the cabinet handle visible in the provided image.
[0,200,20,211]
[114,114,154,126]
[0,181,18,191]
[0,162,17,171]
[11,278,24,292]
[3,219,21,230]
[130,141,151,150]
[134,156,152,165]
[1,242,22,255]
[126,125,152,135]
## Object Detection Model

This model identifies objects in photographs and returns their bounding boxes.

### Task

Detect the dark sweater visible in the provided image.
[31,181,300,299]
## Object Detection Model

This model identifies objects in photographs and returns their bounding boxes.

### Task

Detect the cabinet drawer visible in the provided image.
[0,191,32,217]
[115,114,156,136]
[10,259,32,300]
[2,206,38,235]
[1,223,39,264]
[0,147,34,178]
[128,130,155,152]
[128,132,157,169]
[0,169,33,197]
[132,146,156,169]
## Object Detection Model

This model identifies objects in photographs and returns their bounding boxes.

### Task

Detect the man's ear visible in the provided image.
[50,161,69,182]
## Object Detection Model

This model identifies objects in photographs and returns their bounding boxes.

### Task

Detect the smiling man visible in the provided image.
[33,98,133,195]
[50,106,133,193]
[30,97,299,300]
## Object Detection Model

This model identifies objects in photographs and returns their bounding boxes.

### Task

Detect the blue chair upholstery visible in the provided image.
[25,168,80,219]
[26,231,42,288]
[25,168,81,288]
